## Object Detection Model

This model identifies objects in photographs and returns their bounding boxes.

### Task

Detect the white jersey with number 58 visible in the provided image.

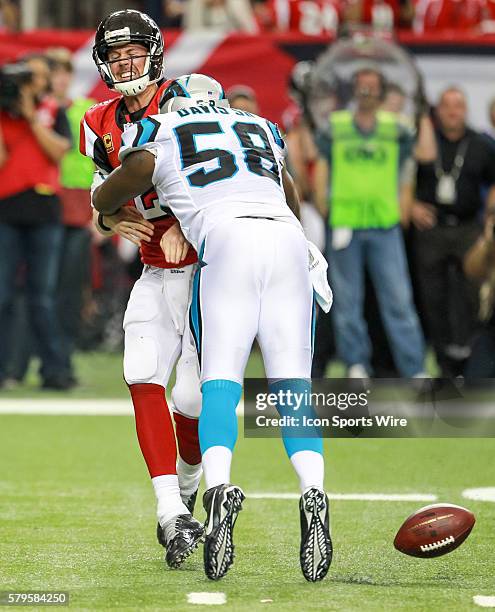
[119,106,301,249]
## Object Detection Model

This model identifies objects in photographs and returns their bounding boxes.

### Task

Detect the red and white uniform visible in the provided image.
[267,0,341,35]
[80,80,197,269]
[79,82,200,414]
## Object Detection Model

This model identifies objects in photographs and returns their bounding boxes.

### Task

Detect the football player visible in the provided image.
[79,10,204,568]
[92,74,333,582]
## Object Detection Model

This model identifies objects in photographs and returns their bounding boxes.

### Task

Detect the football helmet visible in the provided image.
[93,9,164,96]
[159,74,230,113]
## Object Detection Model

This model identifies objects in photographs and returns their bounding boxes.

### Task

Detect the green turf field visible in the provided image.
[0,349,440,399]
[0,413,493,611]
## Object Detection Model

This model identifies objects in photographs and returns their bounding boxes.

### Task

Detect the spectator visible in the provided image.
[0,54,72,390]
[481,0,495,32]
[0,0,18,32]
[47,47,96,382]
[344,0,415,30]
[227,84,259,113]
[258,0,341,35]
[414,0,483,32]
[463,205,495,379]
[412,87,495,377]
[184,0,258,31]
[282,63,333,376]
[381,82,406,114]
[162,0,186,27]
[314,67,426,378]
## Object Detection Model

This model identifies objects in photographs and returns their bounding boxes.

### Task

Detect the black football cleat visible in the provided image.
[183,488,199,515]
[203,484,245,580]
[156,488,200,548]
[299,487,332,582]
[156,489,198,548]
[157,520,167,548]
[157,514,204,568]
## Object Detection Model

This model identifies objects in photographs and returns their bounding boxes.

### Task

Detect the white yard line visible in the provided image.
[463,488,495,503]
[474,596,495,608]
[248,492,438,502]
[0,399,245,415]
[187,592,226,606]
[0,399,133,415]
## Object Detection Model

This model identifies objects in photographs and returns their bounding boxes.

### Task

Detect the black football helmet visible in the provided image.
[92,9,164,96]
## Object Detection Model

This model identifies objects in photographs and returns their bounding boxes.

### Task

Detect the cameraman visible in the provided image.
[463,208,495,379]
[0,54,72,390]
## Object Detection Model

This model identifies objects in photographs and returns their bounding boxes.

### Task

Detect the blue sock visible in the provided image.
[199,379,242,454]
[269,378,323,458]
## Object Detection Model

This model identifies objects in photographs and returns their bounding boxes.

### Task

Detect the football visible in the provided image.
[394,503,476,558]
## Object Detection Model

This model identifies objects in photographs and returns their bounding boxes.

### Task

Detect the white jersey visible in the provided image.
[119,106,301,249]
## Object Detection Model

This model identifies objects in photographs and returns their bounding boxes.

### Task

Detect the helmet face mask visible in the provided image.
[93,10,164,97]
[159,74,230,114]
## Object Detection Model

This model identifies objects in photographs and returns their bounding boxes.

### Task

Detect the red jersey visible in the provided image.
[267,0,341,35]
[414,0,483,31]
[79,80,198,269]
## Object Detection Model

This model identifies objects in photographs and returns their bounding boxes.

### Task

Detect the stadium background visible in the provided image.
[1,2,495,610]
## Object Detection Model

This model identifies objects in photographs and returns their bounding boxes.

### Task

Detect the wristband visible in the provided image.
[98,212,112,232]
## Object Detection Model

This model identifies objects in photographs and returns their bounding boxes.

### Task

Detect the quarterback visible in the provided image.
[93,74,333,583]
[80,10,204,568]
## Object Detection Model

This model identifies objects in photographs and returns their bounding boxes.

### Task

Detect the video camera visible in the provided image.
[0,62,33,112]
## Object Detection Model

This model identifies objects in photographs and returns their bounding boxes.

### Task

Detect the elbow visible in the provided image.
[92,185,115,216]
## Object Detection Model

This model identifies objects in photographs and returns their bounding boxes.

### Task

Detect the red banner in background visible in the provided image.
[1,30,495,125]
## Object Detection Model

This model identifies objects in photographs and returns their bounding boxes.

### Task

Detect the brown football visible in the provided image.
[394,503,475,558]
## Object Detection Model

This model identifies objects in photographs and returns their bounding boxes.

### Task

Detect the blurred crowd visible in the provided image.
[284,60,495,383]
[2,37,495,390]
[156,0,495,35]
[0,48,132,389]
[4,0,495,34]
